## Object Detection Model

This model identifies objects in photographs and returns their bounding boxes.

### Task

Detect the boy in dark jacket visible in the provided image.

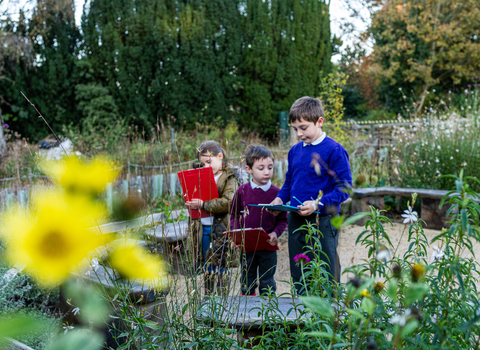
[230,145,288,296]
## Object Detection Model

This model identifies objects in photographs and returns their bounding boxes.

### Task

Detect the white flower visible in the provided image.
[437,145,441,150]
[435,158,439,163]
[402,206,418,224]
[391,315,407,327]
[72,307,80,316]
[63,325,74,335]
[431,246,445,262]
[85,258,100,276]
[450,156,453,160]
[377,249,391,261]
[456,149,459,152]
[462,162,467,167]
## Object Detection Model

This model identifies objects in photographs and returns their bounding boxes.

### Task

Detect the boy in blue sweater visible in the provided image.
[270,96,352,295]
[230,145,288,296]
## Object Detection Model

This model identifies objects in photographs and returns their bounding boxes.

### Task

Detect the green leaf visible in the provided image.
[342,212,371,229]
[300,297,334,319]
[386,280,398,303]
[0,315,45,344]
[331,216,345,229]
[46,330,104,350]
[458,314,480,331]
[346,309,366,321]
[64,281,110,327]
[306,331,342,340]
[400,320,419,338]
[405,283,429,305]
[360,297,375,316]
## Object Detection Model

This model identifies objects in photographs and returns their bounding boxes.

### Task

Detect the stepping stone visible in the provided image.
[199,296,310,346]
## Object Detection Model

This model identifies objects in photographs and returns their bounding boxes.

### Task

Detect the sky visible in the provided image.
[1,0,371,61]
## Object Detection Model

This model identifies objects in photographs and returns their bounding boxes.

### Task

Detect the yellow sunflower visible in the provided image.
[1,190,109,287]
[40,155,119,197]
[109,241,167,285]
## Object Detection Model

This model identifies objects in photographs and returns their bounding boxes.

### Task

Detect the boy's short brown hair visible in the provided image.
[245,144,274,168]
[289,96,324,123]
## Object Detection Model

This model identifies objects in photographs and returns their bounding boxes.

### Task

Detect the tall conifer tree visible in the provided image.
[241,0,332,134]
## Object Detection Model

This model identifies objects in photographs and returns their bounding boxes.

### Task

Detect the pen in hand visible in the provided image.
[292,196,303,207]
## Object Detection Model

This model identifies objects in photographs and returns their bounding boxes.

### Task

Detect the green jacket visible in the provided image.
[189,164,240,267]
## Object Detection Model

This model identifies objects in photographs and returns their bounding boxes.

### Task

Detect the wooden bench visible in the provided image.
[198,296,308,347]
[349,187,453,229]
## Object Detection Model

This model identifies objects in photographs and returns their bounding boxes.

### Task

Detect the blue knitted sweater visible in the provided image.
[277,137,352,215]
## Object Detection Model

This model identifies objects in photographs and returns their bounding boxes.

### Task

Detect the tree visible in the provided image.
[370,0,480,114]
[240,0,332,135]
[0,0,81,139]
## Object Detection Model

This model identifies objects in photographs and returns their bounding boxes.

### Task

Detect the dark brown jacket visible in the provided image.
[189,164,240,267]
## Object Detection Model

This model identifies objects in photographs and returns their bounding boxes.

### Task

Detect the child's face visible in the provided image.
[246,157,274,186]
[199,153,223,175]
[291,117,324,144]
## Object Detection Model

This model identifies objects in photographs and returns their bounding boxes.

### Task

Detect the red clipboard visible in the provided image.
[178,167,219,220]
[224,228,279,253]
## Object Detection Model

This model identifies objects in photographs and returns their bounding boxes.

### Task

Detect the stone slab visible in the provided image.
[3,338,35,350]
[71,265,166,304]
[421,198,451,230]
[353,187,450,200]
[198,296,308,329]
[89,212,165,235]
[145,219,190,243]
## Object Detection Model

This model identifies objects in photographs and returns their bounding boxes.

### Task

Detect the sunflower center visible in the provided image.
[39,231,69,259]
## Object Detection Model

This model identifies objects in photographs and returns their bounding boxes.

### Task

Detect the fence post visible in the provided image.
[277,160,284,181]
[170,128,176,152]
[106,183,113,214]
[170,173,177,195]
[6,192,14,209]
[122,179,129,197]
[18,190,26,207]
[159,174,164,196]
[152,174,159,199]
[278,111,289,147]
[136,176,143,196]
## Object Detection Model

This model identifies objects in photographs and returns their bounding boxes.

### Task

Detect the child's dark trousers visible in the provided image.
[241,250,277,296]
[288,212,340,295]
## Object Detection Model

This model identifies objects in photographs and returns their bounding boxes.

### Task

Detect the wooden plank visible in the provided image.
[198,296,309,329]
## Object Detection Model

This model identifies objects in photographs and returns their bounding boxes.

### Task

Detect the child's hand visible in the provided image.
[298,200,316,216]
[186,198,203,210]
[230,241,240,249]
[267,197,283,216]
[267,232,278,246]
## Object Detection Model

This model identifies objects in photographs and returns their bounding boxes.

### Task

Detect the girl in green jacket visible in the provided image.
[186,140,239,295]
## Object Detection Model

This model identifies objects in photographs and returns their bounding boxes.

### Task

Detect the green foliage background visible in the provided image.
[0,0,332,140]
